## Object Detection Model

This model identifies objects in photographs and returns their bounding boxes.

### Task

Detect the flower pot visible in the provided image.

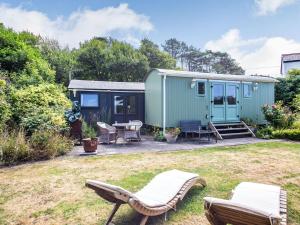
[164,133,178,143]
[82,138,98,152]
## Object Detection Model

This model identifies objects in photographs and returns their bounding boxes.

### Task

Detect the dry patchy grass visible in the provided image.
[0,142,299,225]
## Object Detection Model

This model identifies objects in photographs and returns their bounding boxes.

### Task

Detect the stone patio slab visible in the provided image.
[69,136,277,156]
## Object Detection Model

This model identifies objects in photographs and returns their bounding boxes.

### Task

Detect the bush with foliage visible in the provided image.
[0,25,55,87]
[82,121,97,139]
[256,126,274,139]
[30,130,73,160]
[272,129,300,141]
[261,103,295,128]
[0,77,11,131]
[153,126,165,142]
[165,127,181,137]
[275,69,300,109]
[0,130,31,165]
[10,83,71,134]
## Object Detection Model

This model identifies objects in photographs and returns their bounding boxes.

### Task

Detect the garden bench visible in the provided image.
[179,120,217,143]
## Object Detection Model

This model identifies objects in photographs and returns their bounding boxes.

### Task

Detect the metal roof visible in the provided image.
[68,80,145,91]
[281,53,300,62]
[147,69,278,83]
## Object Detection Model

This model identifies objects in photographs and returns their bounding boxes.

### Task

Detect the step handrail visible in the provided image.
[209,122,223,140]
[241,121,256,137]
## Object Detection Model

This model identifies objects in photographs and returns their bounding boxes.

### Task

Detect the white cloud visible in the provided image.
[0,3,153,48]
[204,29,300,76]
[255,0,296,15]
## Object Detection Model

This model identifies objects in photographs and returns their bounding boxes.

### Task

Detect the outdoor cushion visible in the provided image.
[231,182,281,217]
[134,169,198,207]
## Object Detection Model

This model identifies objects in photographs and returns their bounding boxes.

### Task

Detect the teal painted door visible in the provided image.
[211,83,226,122]
[211,82,239,122]
[226,83,239,122]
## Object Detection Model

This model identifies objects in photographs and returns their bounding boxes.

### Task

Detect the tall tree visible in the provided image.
[74,38,149,82]
[139,39,176,69]
[39,38,75,86]
[162,38,181,59]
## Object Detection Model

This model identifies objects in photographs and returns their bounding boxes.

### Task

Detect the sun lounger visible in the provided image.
[86,169,206,225]
[204,182,287,225]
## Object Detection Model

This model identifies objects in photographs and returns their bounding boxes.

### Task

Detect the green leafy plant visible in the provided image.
[82,121,97,139]
[272,129,300,141]
[153,126,165,142]
[256,126,274,139]
[261,103,295,128]
[0,130,31,165]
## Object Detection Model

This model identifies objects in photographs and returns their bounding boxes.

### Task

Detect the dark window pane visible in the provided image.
[213,84,224,105]
[114,96,124,114]
[81,94,98,107]
[197,82,205,95]
[227,85,237,105]
[127,96,136,114]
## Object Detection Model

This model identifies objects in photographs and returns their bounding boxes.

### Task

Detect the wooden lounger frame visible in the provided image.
[204,189,287,225]
[86,176,206,225]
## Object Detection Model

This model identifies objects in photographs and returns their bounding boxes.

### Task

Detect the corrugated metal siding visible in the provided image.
[240,83,274,124]
[145,70,163,126]
[165,77,210,127]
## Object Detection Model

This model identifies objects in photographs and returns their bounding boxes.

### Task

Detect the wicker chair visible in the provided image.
[204,182,287,225]
[86,169,206,225]
[125,120,143,141]
[97,122,117,144]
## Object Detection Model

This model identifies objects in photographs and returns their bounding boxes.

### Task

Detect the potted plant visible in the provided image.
[164,127,181,143]
[82,122,98,152]
[65,101,82,143]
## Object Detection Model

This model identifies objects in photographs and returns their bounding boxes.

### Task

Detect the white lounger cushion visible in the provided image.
[231,182,281,218]
[134,170,198,207]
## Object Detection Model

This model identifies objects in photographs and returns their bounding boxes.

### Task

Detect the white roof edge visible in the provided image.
[152,68,278,83]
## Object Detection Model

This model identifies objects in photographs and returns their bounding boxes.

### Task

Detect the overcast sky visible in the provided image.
[1,0,300,75]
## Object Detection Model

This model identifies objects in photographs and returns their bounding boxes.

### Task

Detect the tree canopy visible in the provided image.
[162,38,245,75]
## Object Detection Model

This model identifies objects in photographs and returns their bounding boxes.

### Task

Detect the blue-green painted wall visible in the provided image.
[145,72,275,127]
[240,83,274,124]
[165,76,210,127]
[145,70,163,126]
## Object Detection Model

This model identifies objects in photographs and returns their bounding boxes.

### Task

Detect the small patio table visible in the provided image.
[112,122,139,142]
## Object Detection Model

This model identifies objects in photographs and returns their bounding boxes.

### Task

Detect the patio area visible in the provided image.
[70,136,276,156]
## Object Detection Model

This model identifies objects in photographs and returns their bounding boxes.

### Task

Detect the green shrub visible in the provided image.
[152,126,165,142]
[261,103,295,128]
[256,126,274,139]
[82,121,97,139]
[292,120,300,129]
[30,130,73,160]
[10,83,71,134]
[272,129,300,141]
[0,130,31,165]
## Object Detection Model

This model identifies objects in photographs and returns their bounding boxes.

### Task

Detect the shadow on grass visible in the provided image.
[103,185,207,225]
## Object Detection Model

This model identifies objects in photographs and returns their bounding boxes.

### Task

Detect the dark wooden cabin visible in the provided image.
[68,80,145,125]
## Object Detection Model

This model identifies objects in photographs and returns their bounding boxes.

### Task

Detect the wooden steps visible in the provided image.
[210,121,255,140]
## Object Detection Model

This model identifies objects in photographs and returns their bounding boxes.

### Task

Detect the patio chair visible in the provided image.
[124,120,143,142]
[97,122,117,144]
[86,169,206,225]
[204,182,287,225]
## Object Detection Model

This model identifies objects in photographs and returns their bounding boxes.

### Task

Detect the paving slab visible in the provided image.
[69,136,277,156]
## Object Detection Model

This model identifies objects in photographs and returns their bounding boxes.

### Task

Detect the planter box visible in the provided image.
[82,138,98,152]
[164,134,178,143]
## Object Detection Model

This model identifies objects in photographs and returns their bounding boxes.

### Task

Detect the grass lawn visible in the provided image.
[0,142,300,225]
